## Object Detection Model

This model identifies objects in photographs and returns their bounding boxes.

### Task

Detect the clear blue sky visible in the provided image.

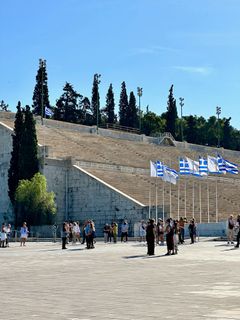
[1,0,240,128]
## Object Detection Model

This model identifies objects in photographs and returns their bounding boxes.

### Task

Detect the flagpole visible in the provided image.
[192,180,194,218]
[169,182,172,218]
[148,182,151,219]
[177,178,180,220]
[207,177,210,223]
[184,178,187,218]
[162,181,165,222]
[199,181,202,223]
[215,178,218,223]
[155,177,158,222]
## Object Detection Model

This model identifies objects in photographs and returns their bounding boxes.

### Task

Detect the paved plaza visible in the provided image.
[1,239,240,320]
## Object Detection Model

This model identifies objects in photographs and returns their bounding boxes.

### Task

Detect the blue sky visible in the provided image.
[1,0,240,128]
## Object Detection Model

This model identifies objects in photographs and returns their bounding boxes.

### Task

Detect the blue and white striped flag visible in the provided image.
[45,106,53,117]
[179,158,190,175]
[199,157,208,176]
[224,158,238,175]
[156,160,164,177]
[217,155,226,174]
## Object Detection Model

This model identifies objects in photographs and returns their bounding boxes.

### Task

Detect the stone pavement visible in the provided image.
[1,239,240,320]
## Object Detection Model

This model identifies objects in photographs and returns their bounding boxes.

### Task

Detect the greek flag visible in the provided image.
[163,166,178,185]
[179,158,190,175]
[156,160,164,177]
[217,155,226,174]
[45,107,53,117]
[224,158,238,174]
[199,157,208,176]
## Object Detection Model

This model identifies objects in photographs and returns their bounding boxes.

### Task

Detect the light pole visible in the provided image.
[39,58,46,125]
[216,106,221,148]
[137,87,143,133]
[179,97,184,142]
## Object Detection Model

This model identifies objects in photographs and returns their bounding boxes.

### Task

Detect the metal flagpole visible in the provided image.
[155,177,158,222]
[184,178,187,218]
[215,178,218,223]
[207,177,210,223]
[177,179,180,220]
[192,180,195,218]
[199,181,202,223]
[162,181,165,222]
[148,182,151,219]
[170,182,172,217]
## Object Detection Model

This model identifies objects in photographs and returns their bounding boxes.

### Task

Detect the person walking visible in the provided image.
[146,219,156,255]
[121,220,129,242]
[112,222,118,243]
[20,222,29,247]
[188,219,197,244]
[227,214,235,245]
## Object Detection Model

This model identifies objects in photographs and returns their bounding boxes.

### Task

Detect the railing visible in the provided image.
[102,123,140,134]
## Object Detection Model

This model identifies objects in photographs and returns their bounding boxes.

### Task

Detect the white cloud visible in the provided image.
[173,66,213,75]
[129,45,180,56]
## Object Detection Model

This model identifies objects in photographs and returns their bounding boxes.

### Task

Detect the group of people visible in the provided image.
[144,217,197,256]
[227,214,240,248]
[103,222,118,243]
[0,223,11,248]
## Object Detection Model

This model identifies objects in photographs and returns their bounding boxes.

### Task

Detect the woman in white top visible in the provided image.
[20,222,28,246]
[1,224,7,248]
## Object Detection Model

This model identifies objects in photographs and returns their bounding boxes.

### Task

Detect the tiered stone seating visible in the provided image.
[1,113,240,222]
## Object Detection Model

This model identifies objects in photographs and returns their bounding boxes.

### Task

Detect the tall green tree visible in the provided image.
[15,173,56,226]
[222,117,232,149]
[119,81,128,126]
[32,59,50,117]
[54,82,81,123]
[8,102,24,204]
[185,115,198,144]
[165,85,178,138]
[91,74,101,125]
[104,83,116,124]
[0,100,9,111]
[142,111,165,136]
[18,105,39,181]
[127,91,138,128]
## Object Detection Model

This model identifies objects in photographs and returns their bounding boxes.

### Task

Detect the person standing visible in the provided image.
[6,224,11,247]
[235,215,240,248]
[139,220,146,242]
[165,219,174,255]
[227,214,235,245]
[179,217,185,244]
[112,222,118,243]
[121,220,129,242]
[146,219,156,255]
[61,222,68,249]
[1,223,7,248]
[188,219,196,244]
[20,222,29,246]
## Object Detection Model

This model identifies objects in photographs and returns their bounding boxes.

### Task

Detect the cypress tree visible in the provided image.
[91,74,101,125]
[127,91,138,128]
[19,105,39,180]
[222,117,232,149]
[105,83,116,124]
[8,102,24,204]
[119,81,128,126]
[54,82,81,123]
[32,59,50,117]
[165,85,178,138]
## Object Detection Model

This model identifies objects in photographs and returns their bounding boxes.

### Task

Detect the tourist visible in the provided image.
[103,223,110,243]
[1,223,7,248]
[188,219,197,244]
[165,219,174,255]
[112,222,118,243]
[20,222,29,246]
[179,217,185,244]
[72,221,80,244]
[61,222,68,249]
[85,220,95,249]
[146,219,155,255]
[156,218,164,245]
[81,221,87,244]
[234,215,240,248]
[227,214,235,245]
[6,224,11,247]
[139,220,146,242]
[173,220,179,254]
[121,220,129,242]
